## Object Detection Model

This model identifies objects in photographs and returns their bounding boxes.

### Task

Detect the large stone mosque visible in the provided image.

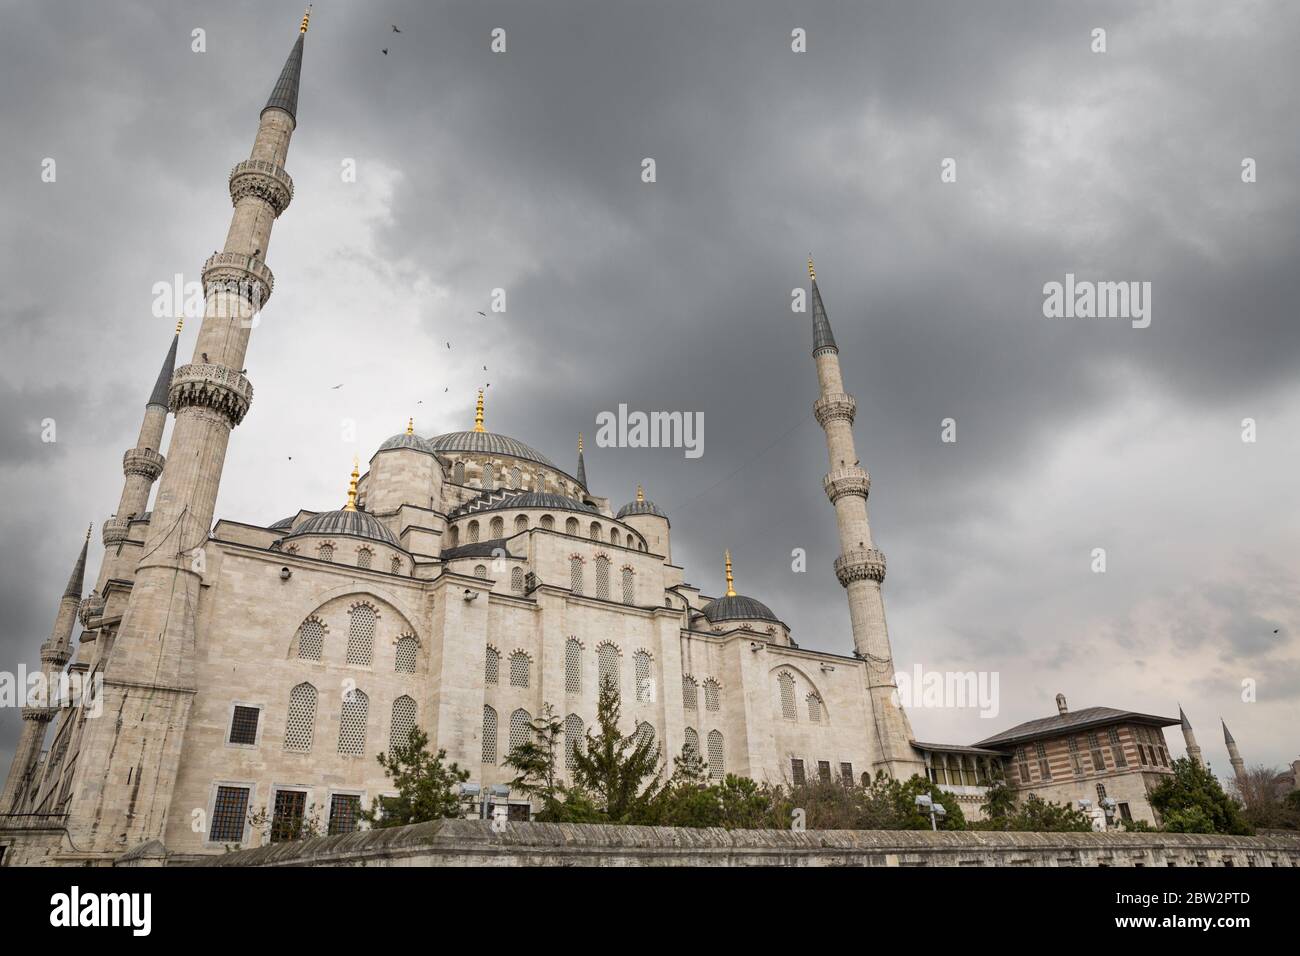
[1,15,1245,866]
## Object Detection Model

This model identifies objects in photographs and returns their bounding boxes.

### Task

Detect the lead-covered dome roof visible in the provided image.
[449,490,597,519]
[286,508,400,547]
[700,594,780,624]
[427,431,557,469]
[377,432,435,454]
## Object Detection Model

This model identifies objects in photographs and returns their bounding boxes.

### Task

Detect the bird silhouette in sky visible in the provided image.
[476,311,486,317]
[331,384,343,390]
[382,48,389,55]
[391,25,402,33]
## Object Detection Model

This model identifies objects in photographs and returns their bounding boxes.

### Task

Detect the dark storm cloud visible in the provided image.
[1,0,1297,775]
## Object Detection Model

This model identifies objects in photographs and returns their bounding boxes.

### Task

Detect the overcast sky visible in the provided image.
[2,1,1297,784]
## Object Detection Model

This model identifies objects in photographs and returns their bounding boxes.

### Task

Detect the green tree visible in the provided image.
[360,725,470,828]
[568,677,666,822]
[978,782,1017,828]
[504,704,566,816]
[1148,757,1252,835]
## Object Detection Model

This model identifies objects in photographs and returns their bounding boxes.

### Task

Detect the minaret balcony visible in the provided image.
[78,593,105,627]
[229,159,294,217]
[102,516,129,547]
[201,252,275,312]
[834,548,887,586]
[122,446,165,481]
[823,466,871,502]
[169,363,255,427]
[814,392,857,427]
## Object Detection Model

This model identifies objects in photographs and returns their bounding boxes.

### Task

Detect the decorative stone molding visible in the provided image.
[823,465,871,502]
[39,644,70,667]
[813,392,857,428]
[102,516,129,547]
[123,446,165,480]
[19,706,57,722]
[169,363,254,427]
[834,547,887,586]
[200,251,275,311]
[78,593,105,627]
[228,159,294,217]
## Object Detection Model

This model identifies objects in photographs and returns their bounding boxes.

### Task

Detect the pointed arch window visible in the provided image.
[565,638,582,693]
[337,689,369,755]
[284,682,317,752]
[394,636,418,673]
[682,675,698,711]
[778,672,796,720]
[346,604,377,666]
[707,730,725,779]
[565,714,584,771]
[704,678,721,712]
[389,695,418,753]
[509,651,530,688]
[595,555,611,599]
[482,463,495,490]
[621,567,634,605]
[684,727,700,761]
[509,466,521,488]
[485,646,500,684]
[570,556,584,594]
[482,706,498,764]
[296,617,324,661]
[634,650,653,703]
[357,547,373,570]
[598,643,620,696]
[511,566,524,592]
[509,708,532,753]
[453,461,466,484]
[806,693,823,723]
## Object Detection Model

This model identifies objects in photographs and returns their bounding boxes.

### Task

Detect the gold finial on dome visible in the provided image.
[807,255,816,281]
[406,417,414,435]
[636,483,645,502]
[300,4,312,34]
[473,388,485,433]
[724,550,737,597]
[343,456,360,512]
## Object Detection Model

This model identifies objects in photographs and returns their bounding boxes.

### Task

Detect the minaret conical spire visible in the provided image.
[1179,704,1204,768]
[576,433,587,488]
[63,525,91,599]
[264,8,309,123]
[147,318,183,409]
[1222,718,1246,781]
[808,256,837,355]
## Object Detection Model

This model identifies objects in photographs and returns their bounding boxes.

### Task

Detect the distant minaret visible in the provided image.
[806,258,922,778]
[576,433,588,488]
[0,528,89,812]
[1222,719,1246,781]
[59,11,312,857]
[1180,705,1204,768]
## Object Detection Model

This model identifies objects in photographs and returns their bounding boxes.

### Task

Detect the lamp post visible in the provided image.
[915,793,947,831]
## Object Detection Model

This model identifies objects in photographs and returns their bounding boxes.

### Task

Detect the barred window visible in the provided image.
[482,706,498,764]
[515,515,528,533]
[453,461,465,484]
[485,646,500,684]
[317,542,334,562]
[684,726,699,760]
[635,721,656,754]
[1088,732,1107,772]
[589,521,601,541]
[565,638,582,693]
[707,730,724,780]
[228,705,260,745]
[509,708,532,752]
[595,555,610,599]
[509,651,530,688]
[598,643,620,696]
[540,514,554,530]
[611,528,621,547]
[622,567,634,604]
[791,758,806,786]
[208,786,250,843]
[328,793,361,835]
[806,694,823,723]
[296,618,324,661]
[357,547,373,570]
[284,682,317,752]
[490,516,504,538]
[565,713,583,771]
[394,636,418,673]
[346,604,376,666]
[468,520,479,543]
[1068,736,1085,776]
[270,789,307,843]
[704,679,721,712]
[1015,746,1032,782]
[634,650,653,702]
[570,556,584,594]
[389,695,417,753]
[840,762,854,785]
[338,689,369,755]
[778,672,796,720]
[390,556,402,574]
[474,564,487,578]
[682,676,698,711]
[509,466,521,488]
[566,517,579,535]
[511,566,524,591]
[1035,740,1052,780]
[482,464,495,490]
[818,760,832,784]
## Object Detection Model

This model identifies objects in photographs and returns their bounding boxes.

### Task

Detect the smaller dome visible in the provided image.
[701,594,780,624]
[287,509,400,547]
[377,432,435,454]
[616,498,669,524]
[268,515,296,531]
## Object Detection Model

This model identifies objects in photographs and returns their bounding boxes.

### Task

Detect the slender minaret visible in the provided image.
[576,433,588,488]
[1179,705,1204,768]
[60,11,311,857]
[1222,719,1247,781]
[806,258,922,777]
[0,528,89,811]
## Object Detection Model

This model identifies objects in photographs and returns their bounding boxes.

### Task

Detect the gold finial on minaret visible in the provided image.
[406,417,414,435]
[343,456,359,511]
[724,550,737,597]
[175,316,184,335]
[300,4,312,34]
[807,255,816,281]
[636,483,645,502]
[578,432,584,453]
[473,388,485,432]
[86,522,93,541]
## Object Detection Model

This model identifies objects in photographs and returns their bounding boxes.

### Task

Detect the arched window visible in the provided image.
[509,708,532,753]
[597,643,620,696]
[446,525,459,548]
[570,556,584,594]
[474,564,487,579]
[621,567,634,605]
[682,675,698,711]
[589,521,601,541]
[485,646,500,684]
[635,722,656,754]
[595,555,610,599]
[394,636,418,673]
[534,472,545,491]
[357,547,373,570]
[639,541,647,552]
[806,693,823,723]
[610,528,620,547]
[337,689,368,755]
[509,466,521,488]
[684,727,699,761]
[317,542,334,562]
[707,730,725,779]
[704,679,721,712]
[510,566,524,592]
[565,517,579,536]
[490,516,504,538]
[515,514,528,533]
[346,604,376,666]
[634,650,653,703]
[482,463,495,490]
[778,672,796,720]
[565,714,584,771]
[467,520,480,543]
[390,696,417,753]
[482,706,497,764]
[453,461,465,484]
[296,617,324,661]
[284,683,317,752]
[565,638,582,693]
[509,651,530,688]
[540,514,555,530]
[390,555,402,574]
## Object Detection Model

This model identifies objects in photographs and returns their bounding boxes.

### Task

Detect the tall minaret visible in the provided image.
[0,528,89,812]
[1222,719,1247,781]
[1179,705,1204,768]
[806,258,922,778]
[61,12,311,857]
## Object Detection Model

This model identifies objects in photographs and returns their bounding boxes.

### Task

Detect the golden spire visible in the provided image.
[300,4,312,34]
[86,522,93,541]
[636,483,645,502]
[473,388,485,432]
[724,550,737,597]
[175,315,184,335]
[578,432,584,453]
[406,417,414,435]
[343,456,359,511]
[807,255,816,281]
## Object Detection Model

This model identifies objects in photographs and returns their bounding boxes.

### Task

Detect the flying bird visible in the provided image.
[445,342,451,349]
[331,384,343,390]
[476,311,486,317]
[381,48,389,55]
[392,25,402,33]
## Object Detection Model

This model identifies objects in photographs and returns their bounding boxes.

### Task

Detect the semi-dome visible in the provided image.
[377,432,435,454]
[427,430,557,469]
[449,490,597,519]
[287,508,400,547]
[268,515,296,531]
[616,485,669,524]
[700,594,780,624]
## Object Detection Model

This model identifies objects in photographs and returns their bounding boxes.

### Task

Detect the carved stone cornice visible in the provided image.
[814,392,857,428]
[78,593,105,627]
[228,159,294,217]
[169,364,254,428]
[122,446,165,480]
[101,517,129,547]
[39,645,70,667]
[201,252,275,312]
[19,706,57,723]
[823,466,871,502]
[834,547,887,586]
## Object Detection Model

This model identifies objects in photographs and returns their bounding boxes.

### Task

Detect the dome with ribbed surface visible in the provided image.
[268,516,296,531]
[701,594,780,624]
[427,431,557,468]
[616,498,669,523]
[286,509,399,547]
[377,432,435,454]
[449,490,597,519]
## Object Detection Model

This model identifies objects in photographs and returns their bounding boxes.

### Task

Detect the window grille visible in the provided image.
[707,730,724,779]
[511,567,524,591]
[682,676,698,711]
[779,673,796,720]
[622,567,634,604]
[317,543,334,562]
[482,706,497,764]
[598,643,619,695]
[565,714,583,771]
[297,618,324,660]
[704,679,720,712]
[570,556,584,593]
[338,689,369,755]
[1109,728,1128,767]
[228,705,260,745]
[328,793,361,835]
[209,786,250,842]
[389,695,417,753]
[485,646,500,684]
[806,693,822,723]
[684,727,699,760]
[565,639,582,693]
[595,555,610,599]
[394,636,418,673]
[634,651,653,702]
[509,708,532,752]
[270,789,307,843]
[791,758,806,786]
[346,604,376,666]
[357,548,373,569]
[509,652,530,688]
[284,683,316,752]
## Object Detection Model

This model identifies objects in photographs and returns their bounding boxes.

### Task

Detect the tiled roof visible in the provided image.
[440,537,511,560]
[449,490,597,520]
[701,594,779,624]
[286,508,399,547]
[973,707,1179,748]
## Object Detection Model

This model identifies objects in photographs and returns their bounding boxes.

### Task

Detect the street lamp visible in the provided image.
[915,794,947,831]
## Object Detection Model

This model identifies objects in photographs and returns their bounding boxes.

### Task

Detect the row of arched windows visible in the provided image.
[451,459,580,497]
[284,540,404,574]
[450,514,646,552]
[682,727,726,779]
[283,683,418,756]
[294,608,419,673]
[682,675,722,712]
[777,671,825,723]
[484,646,534,688]
[568,556,636,603]
[481,705,675,771]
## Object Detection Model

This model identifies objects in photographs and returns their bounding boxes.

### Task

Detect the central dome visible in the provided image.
[426,431,557,469]
[287,508,400,547]
[700,594,780,624]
